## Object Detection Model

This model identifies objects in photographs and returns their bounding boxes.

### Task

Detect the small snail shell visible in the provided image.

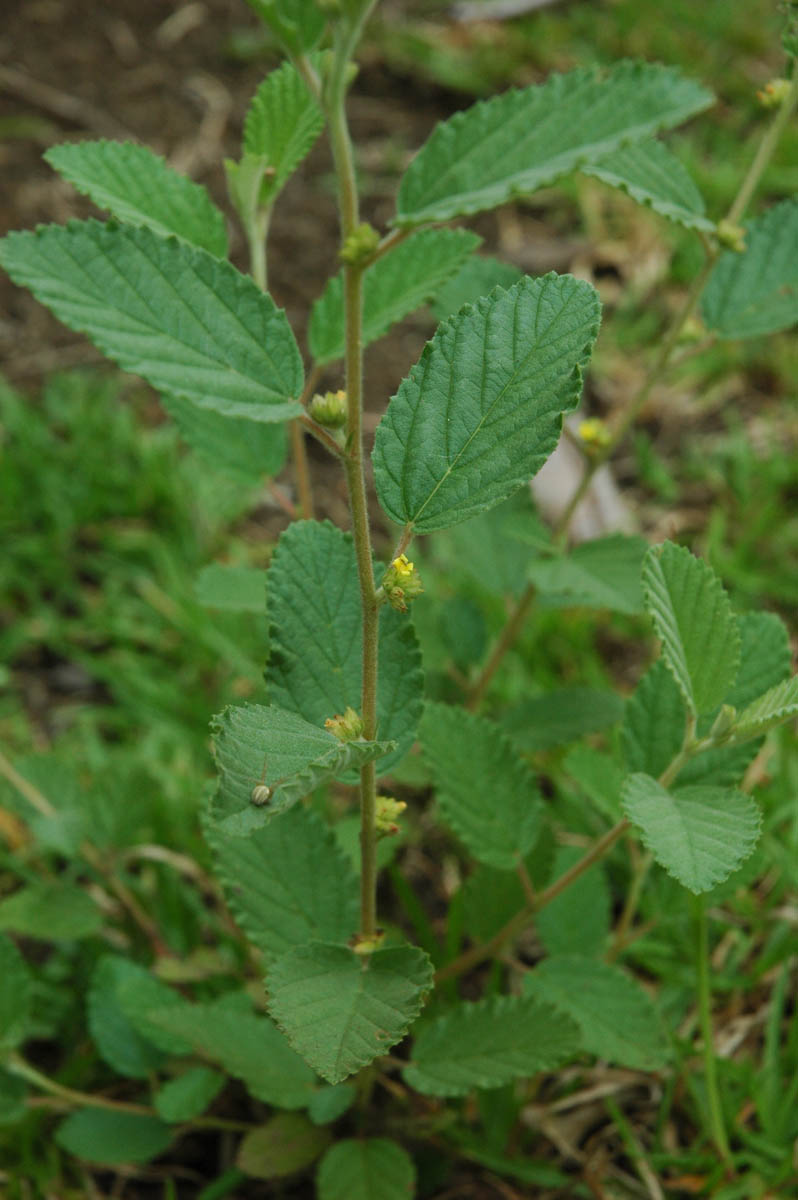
[250,784,273,807]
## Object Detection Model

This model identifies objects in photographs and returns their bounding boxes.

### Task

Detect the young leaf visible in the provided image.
[622,659,686,778]
[580,139,713,230]
[396,61,712,225]
[147,994,317,1109]
[243,59,324,207]
[527,533,648,615]
[523,955,668,1069]
[621,774,761,893]
[55,1109,172,1165]
[154,1067,225,1123]
[503,687,624,754]
[88,957,169,1079]
[210,703,395,836]
[309,229,481,365]
[725,611,791,710]
[403,994,579,1096]
[428,255,523,322]
[0,936,32,1054]
[266,521,423,773]
[195,564,267,613]
[267,942,434,1084]
[0,221,303,423]
[642,542,740,717]
[373,273,600,533]
[205,804,359,958]
[732,676,798,743]
[238,1112,330,1180]
[244,0,326,55]
[0,881,101,940]
[317,1139,416,1200]
[420,703,543,870]
[161,394,288,481]
[701,197,798,338]
[45,140,228,257]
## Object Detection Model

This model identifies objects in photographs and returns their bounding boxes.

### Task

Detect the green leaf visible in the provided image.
[701,197,798,338]
[114,969,192,1057]
[147,994,316,1109]
[267,942,434,1084]
[642,541,740,717]
[622,659,686,778]
[307,1084,356,1126]
[436,490,542,597]
[528,533,648,614]
[244,0,326,55]
[621,774,761,893]
[88,957,168,1079]
[45,140,228,257]
[243,59,324,206]
[396,61,713,225]
[210,702,395,836]
[154,1067,225,1123]
[195,564,267,612]
[55,1109,172,1165]
[266,521,423,774]
[205,803,359,958]
[309,229,480,365]
[373,273,600,533]
[733,677,798,743]
[536,845,610,958]
[0,1070,28,1125]
[0,882,100,940]
[0,936,32,1053]
[726,611,791,710]
[420,703,543,869]
[460,834,555,942]
[428,255,523,323]
[238,1112,330,1179]
[317,1139,416,1200]
[560,745,626,822]
[580,139,713,230]
[403,994,579,1096]
[523,955,668,1070]
[503,687,624,754]
[0,221,303,423]
[161,394,288,481]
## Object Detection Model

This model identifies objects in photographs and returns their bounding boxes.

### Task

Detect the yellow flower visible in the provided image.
[391,554,414,579]
[578,418,612,450]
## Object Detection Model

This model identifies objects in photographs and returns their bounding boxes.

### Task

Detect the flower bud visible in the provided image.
[340,222,380,265]
[310,388,348,429]
[578,417,612,451]
[710,703,737,741]
[381,555,423,613]
[756,77,792,108]
[716,219,746,254]
[375,795,407,839]
[324,705,364,741]
[352,929,385,955]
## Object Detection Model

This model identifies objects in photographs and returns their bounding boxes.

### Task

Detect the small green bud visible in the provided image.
[324,705,364,741]
[340,222,380,266]
[352,929,385,956]
[756,77,793,108]
[375,795,407,839]
[381,555,423,613]
[710,704,737,741]
[677,315,706,343]
[309,388,348,429]
[716,219,746,254]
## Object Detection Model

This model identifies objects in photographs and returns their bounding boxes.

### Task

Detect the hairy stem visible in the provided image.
[290,418,314,518]
[692,894,733,1166]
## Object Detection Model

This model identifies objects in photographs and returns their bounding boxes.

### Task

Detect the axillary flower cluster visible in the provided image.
[380,554,423,613]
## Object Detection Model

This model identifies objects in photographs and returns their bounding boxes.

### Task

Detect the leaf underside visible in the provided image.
[581,138,713,230]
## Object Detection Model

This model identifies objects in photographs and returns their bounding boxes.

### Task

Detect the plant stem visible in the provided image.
[248,209,269,292]
[290,419,314,518]
[466,585,535,710]
[727,70,798,225]
[692,894,733,1167]
[326,23,380,941]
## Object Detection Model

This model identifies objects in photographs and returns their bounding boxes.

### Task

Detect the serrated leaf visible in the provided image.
[45,140,228,257]
[701,198,798,338]
[396,61,712,225]
[642,542,740,716]
[528,533,648,615]
[309,229,481,365]
[147,994,316,1109]
[210,703,395,835]
[0,881,100,940]
[267,942,433,1084]
[266,521,423,774]
[195,564,267,612]
[622,659,686,778]
[245,0,325,55]
[373,273,600,533]
[0,936,32,1053]
[523,955,668,1069]
[561,745,626,821]
[114,968,192,1057]
[88,957,168,1079]
[307,1084,356,1126]
[205,803,359,958]
[503,687,624,754]
[621,774,761,893]
[403,994,579,1096]
[154,1067,225,1123]
[55,1109,172,1165]
[0,221,303,422]
[243,59,324,206]
[733,677,798,743]
[420,703,543,869]
[317,1138,416,1200]
[536,845,610,958]
[580,139,713,230]
[238,1112,330,1179]
[726,611,791,710]
[428,255,524,323]
[162,394,288,480]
